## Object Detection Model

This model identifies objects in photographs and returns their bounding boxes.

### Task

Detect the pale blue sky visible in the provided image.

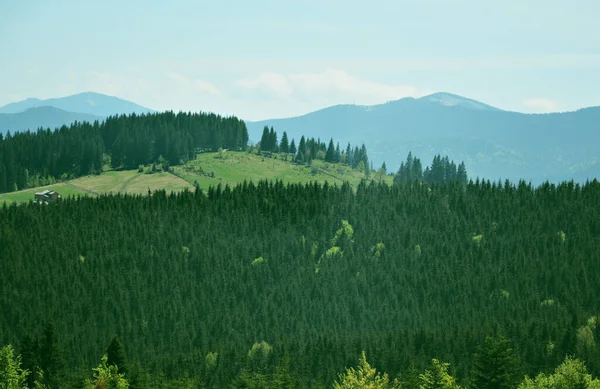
[1,0,599,120]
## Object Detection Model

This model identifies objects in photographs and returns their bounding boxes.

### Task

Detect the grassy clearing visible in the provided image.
[1,151,392,204]
[68,170,193,195]
[0,183,90,205]
[172,151,391,191]
[0,171,193,205]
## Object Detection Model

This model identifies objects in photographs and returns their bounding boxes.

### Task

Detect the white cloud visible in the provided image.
[522,98,559,113]
[193,79,221,97]
[168,72,222,97]
[234,69,423,106]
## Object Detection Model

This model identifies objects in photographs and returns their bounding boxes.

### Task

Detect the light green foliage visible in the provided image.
[333,351,399,389]
[419,359,461,389]
[518,357,600,389]
[371,242,385,261]
[587,316,597,330]
[576,325,596,354]
[0,344,29,389]
[205,351,218,371]
[182,246,190,255]
[541,298,555,306]
[324,246,343,259]
[248,341,272,362]
[414,244,422,257]
[546,341,555,356]
[472,234,484,247]
[558,231,566,243]
[79,255,86,264]
[501,289,510,299]
[331,220,354,248]
[251,256,265,266]
[83,355,129,389]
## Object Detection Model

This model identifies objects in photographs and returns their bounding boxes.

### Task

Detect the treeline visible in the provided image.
[3,336,600,389]
[0,111,248,194]
[1,179,600,387]
[259,126,370,169]
[394,152,468,186]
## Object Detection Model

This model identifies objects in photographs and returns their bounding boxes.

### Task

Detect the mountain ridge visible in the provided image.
[245,93,600,184]
[0,91,154,117]
[0,106,104,134]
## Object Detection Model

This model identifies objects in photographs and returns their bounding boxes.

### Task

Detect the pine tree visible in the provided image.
[419,359,461,389]
[0,345,29,389]
[280,132,290,154]
[107,336,128,375]
[296,136,307,164]
[83,355,129,389]
[39,323,66,389]
[289,139,297,155]
[269,127,277,154]
[260,126,270,153]
[325,139,336,163]
[471,337,519,389]
[333,351,398,389]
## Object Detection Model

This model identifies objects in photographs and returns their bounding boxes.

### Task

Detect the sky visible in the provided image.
[1,0,599,121]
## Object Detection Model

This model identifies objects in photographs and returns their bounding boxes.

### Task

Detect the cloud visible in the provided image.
[522,98,559,113]
[168,72,222,97]
[234,69,423,105]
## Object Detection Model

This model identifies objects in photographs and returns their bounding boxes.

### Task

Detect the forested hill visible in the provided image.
[1,179,599,388]
[0,111,249,194]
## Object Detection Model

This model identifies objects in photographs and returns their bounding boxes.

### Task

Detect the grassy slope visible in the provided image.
[0,151,392,204]
[172,151,393,190]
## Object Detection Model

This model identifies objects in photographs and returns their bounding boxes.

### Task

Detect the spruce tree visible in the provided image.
[280,132,289,154]
[107,336,128,375]
[471,337,519,389]
[325,139,336,163]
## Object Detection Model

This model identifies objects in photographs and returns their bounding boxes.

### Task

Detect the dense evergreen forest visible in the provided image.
[0,111,248,194]
[1,178,600,388]
[0,114,376,195]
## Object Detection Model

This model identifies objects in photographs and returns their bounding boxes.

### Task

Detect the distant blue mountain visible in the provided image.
[246,93,600,184]
[0,106,104,134]
[0,91,154,117]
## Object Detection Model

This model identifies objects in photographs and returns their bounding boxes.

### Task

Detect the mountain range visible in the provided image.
[246,93,600,184]
[1,91,598,184]
[0,92,153,133]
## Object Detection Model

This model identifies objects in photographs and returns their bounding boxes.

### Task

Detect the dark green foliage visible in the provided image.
[107,336,128,375]
[280,132,290,154]
[39,323,66,389]
[325,139,336,162]
[1,178,600,388]
[471,337,520,389]
[0,111,249,194]
[394,152,468,186]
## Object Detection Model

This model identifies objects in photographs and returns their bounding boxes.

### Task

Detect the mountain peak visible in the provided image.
[418,92,501,111]
[0,92,154,117]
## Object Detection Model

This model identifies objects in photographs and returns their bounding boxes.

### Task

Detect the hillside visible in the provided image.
[246,93,600,184]
[0,106,104,134]
[0,151,384,204]
[0,91,154,117]
[1,178,599,388]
